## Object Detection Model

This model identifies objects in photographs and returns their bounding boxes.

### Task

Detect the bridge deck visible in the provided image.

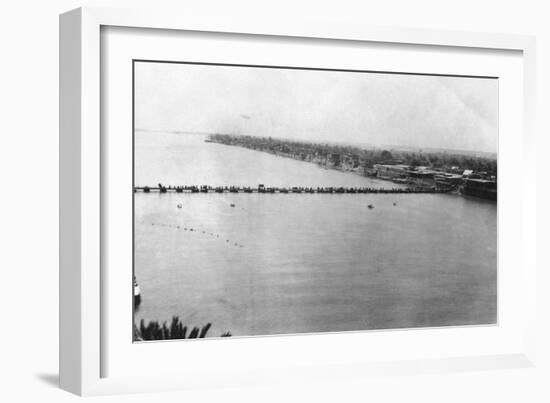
[134,186,447,194]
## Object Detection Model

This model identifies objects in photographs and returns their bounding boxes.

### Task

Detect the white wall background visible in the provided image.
[0,0,548,401]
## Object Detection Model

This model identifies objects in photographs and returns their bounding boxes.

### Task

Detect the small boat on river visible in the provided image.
[134,276,141,306]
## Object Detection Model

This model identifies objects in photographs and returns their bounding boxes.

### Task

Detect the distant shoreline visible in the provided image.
[135,129,496,159]
[204,134,497,201]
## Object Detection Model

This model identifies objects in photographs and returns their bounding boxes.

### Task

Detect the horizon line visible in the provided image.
[135,128,497,157]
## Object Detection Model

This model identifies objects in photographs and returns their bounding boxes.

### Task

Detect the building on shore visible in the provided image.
[369,164,497,198]
[372,164,410,180]
[372,164,437,188]
[406,167,437,188]
[461,178,497,200]
[434,173,463,191]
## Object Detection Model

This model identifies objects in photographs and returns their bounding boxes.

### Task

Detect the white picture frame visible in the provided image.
[59,6,537,396]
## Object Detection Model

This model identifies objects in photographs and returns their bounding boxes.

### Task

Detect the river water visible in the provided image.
[134,132,497,337]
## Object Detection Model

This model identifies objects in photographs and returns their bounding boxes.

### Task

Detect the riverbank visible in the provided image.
[205,134,497,176]
[205,134,497,201]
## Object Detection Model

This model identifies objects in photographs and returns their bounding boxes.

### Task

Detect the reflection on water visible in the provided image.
[134,133,497,337]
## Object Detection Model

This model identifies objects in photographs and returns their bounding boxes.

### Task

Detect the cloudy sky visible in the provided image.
[135,61,498,153]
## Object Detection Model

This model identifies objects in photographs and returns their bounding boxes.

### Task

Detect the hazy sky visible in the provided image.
[135,62,498,153]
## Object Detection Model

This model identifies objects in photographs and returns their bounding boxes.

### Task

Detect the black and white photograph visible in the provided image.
[5,0,549,400]
[132,61,498,341]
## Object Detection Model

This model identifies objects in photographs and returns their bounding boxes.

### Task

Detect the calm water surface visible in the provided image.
[134,132,497,337]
